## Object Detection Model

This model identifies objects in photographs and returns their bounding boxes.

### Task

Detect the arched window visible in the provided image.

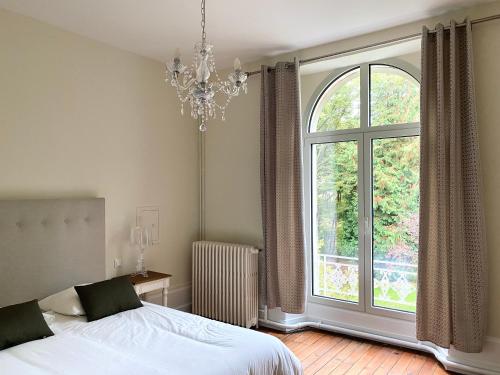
[304,60,420,319]
[310,67,361,132]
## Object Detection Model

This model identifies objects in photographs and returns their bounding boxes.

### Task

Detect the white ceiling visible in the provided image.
[0,0,492,68]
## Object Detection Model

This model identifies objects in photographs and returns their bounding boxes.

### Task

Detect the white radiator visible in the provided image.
[192,241,259,328]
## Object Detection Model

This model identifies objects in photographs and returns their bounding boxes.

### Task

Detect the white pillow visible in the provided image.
[42,312,56,325]
[39,285,88,316]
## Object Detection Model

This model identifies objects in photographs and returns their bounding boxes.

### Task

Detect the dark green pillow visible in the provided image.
[75,276,143,322]
[0,300,54,350]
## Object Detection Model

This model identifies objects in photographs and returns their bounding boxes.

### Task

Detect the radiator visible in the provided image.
[192,241,259,328]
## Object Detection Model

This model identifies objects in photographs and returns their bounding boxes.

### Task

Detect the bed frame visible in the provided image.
[0,198,105,307]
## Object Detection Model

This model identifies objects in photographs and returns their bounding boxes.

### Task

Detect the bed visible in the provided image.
[0,199,302,375]
[1,302,301,374]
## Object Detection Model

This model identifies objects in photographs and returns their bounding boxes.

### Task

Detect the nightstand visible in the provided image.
[129,271,172,307]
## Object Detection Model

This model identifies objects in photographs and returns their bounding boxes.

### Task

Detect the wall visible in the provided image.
[203,1,500,339]
[203,75,263,247]
[0,9,199,292]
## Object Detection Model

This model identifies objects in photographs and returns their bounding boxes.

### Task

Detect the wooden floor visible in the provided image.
[259,328,454,375]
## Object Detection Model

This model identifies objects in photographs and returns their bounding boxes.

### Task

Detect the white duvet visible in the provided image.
[0,303,302,375]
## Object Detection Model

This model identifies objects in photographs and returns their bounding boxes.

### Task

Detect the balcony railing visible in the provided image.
[315,254,418,311]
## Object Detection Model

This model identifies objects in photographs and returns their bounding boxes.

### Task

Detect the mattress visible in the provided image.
[0,302,302,375]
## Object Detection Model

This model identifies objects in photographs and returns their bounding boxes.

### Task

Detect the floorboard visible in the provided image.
[258,328,455,375]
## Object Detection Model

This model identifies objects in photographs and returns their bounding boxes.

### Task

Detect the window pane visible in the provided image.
[370,65,420,127]
[312,141,359,303]
[310,69,360,132]
[372,136,419,312]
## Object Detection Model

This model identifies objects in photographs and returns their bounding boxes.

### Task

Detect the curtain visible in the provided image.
[260,60,306,314]
[417,20,488,353]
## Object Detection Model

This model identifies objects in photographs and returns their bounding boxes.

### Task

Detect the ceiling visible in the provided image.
[0,0,492,68]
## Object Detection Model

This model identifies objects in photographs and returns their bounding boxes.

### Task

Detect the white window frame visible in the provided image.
[303,58,421,321]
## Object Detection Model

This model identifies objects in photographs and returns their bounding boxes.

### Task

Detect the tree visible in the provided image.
[314,66,420,264]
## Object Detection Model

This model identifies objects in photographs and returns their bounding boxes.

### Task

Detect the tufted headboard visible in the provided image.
[0,198,105,307]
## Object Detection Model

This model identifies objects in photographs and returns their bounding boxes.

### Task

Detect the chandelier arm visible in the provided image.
[181,68,196,87]
[174,87,190,104]
[212,73,235,95]
[179,79,196,92]
[172,80,195,93]
[213,95,233,110]
[213,69,226,86]
[171,71,196,92]
[172,76,192,98]
[219,86,232,96]
[212,84,226,94]
[220,84,240,97]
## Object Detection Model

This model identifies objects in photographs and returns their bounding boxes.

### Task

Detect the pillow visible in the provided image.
[75,276,143,322]
[42,312,56,326]
[0,300,54,350]
[39,286,87,316]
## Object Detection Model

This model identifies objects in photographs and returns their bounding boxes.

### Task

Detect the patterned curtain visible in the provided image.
[260,60,306,314]
[417,20,488,353]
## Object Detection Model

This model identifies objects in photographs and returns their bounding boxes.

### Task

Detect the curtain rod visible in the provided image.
[245,13,500,77]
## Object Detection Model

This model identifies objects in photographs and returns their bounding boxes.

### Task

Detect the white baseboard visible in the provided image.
[173,303,192,312]
[259,305,500,375]
[446,338,500,375]
[142,282,192,312]
[167,283,192,312]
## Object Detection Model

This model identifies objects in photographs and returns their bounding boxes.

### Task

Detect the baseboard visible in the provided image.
[167,283,192,312]
[446,338,500,375]
[142,282,192,312]
[259,306,500,375]
[173,303,192,312]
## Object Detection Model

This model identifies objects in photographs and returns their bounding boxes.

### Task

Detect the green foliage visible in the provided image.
[314,67,420,264]
[371,67,420,126]
[372,137,419,263]
[315,142,359,257]
[316,70,360,131]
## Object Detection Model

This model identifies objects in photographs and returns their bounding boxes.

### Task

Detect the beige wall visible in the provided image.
[203,1,500,337]
[0,9,199,289]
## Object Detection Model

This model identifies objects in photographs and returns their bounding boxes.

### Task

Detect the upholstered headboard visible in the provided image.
[0,198,105,307]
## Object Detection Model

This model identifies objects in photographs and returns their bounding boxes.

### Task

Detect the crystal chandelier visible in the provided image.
[165,0,248,132]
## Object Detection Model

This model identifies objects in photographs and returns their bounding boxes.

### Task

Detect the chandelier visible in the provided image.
[165,0,248,132]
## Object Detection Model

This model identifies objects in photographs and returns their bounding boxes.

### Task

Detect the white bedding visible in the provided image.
[0,303,302,375]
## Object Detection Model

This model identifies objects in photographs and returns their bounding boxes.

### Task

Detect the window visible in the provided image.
[305,61,420,319]
[310,68,360,132]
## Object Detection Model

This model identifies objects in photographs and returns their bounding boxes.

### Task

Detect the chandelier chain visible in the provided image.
[201,0,206,43]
